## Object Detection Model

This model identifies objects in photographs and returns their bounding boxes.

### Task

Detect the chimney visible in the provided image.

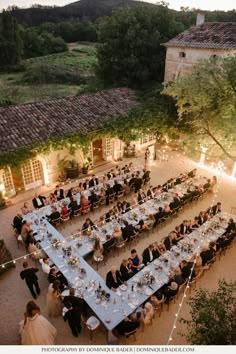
[196,13,205,26]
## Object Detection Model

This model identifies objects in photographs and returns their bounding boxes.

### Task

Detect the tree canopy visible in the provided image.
[181,280,236,345]
[97,5,183,87]
[0,11,23,66]
[163,56,236,162]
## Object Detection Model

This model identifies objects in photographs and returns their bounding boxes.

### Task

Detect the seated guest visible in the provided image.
[190,217,200,230]
[142,244,154,266]
[169,196,181,210]
[106,266,123,291]
[54,185,64,201]
[32,193,46,209]
[68,197,80,215]
[113,180,123,195]
[162,282,179,303]
[89,175,99,188]
[169,267,184,286]
[120,259,134,281]
[80,194,90,213]
[142,170,151,185]
[122,201,131,214]
[13,213,23,234]
[154,207,165,226]
[203,178,211,190]
[46,206,60,224]
[188,168,197,178]
[89,191,100,211]
[163,203,171,215]
[179,220,190,235]
[66,188,73,198]
[162,179,174,192]
[61,202,69,219]
[198,211,205,226]
[115,316,140,336]
[133,175,143,193]
[135,219,148,233]
[200,243,215,266]
[105,209,115,223]
[103,235,116,254]
[112,227,123,241]
[21,202,33,215]
[25,229,36,248]
[48,268,68,291]
[83,179,90,190]
[105,184,115,206]
[96,215,106,227]
[147,186,154,199]
[163,233,175,251]
[225,218,236,234]
[138,189,146,204]
[152,242,165,259]
[93,238,104,261]
[28,238,46,260]
[39,258,53,274]
[129,249,143,274]
[142,302,154,325]
[121,220,136,242]
[82,218,96,236]
[21,221,31,245]
[180,260,195,281]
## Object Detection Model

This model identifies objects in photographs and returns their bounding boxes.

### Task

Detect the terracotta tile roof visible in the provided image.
[0,88,138,154]
[163,22,236,50]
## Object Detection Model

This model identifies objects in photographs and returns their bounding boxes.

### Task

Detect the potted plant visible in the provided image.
[82,157,92,175]
[65,159,79,179]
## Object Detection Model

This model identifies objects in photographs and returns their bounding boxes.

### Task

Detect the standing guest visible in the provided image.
[133,174,143,193]
[19,301,57,345]
[89,175,99,188]
[46,280,63,317]
[63,288,86,314]
[63,301,82,337]
[208,202,222,216]
[13,213,23,234]
[32,193,46,209]
[48,268,68,291]
[142,244,154,265]
[54,185,64,201]
[106,266,123,291]
[21,202,33,215]
[20,262,40,299]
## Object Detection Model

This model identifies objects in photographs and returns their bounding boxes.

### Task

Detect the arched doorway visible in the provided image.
[92,139,105,165]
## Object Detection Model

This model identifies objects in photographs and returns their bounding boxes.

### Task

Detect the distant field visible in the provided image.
[0,43,97,105]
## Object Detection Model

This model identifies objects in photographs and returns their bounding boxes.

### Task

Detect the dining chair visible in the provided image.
[115,239,127,256]
[109,193,116,204]
[13,228,24,248]
[51,217,61,227]
[73,208,81,217]
[124,329,137,344]
[92,201,100,215]
[81,314,100,342]
[91,253,106,270]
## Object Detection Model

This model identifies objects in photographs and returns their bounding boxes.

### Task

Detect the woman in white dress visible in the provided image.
[19,301,57,345]
[46,280,63,317]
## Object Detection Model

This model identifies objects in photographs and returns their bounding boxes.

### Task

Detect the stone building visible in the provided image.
[162,14,236,82]
[0,88,156,196]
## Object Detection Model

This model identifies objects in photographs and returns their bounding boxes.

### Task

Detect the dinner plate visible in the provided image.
[132,299,139,306]
[75,280,83,287]
[145,288,153,296]
[154,259,159,266]
[120,284,127,291]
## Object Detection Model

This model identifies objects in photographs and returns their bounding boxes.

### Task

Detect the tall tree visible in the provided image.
[163,56,236,162]
[0,10,23,66]
[97,5,183,87]
[181,280,236,344]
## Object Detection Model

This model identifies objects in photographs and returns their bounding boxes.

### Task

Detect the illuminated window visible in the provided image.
[105,138,112,156]
[2,167,14,192]
[22,160,43,186]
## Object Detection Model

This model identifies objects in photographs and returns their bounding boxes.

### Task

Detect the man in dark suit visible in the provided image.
[180,260,195,281]
[88,191,100,211]
[106,266,123,291]
[63,288,86,314]
[105,184,115,206]
[208,202,222,216]
[121,221,136,242]
[32,193,46,209]
[83,179,90,190]
[54,185,65,200]
[122,201,131,214]
[13,213,23,234]
[133,175,143,193]
[120,259,134,281]
[137,189,146,204]
[63,301,82,337]
[162,282,179,303]
[142,244,154,265]
[46,206,60,224]
[128,174,136,189]
[68,197,80,216]
[113,180,123,195]
[89,175,99,188]
[20,261,40,299]
[179,220,189,235]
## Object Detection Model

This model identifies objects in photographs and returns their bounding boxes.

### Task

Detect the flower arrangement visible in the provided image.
[68,256,79,266]
[51,239,62,249]
[62,246,72,256]
[137,271,155,287]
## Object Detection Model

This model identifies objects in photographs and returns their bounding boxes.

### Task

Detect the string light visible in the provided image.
[167,161,225,344]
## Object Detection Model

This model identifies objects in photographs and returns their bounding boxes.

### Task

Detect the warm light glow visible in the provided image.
[197,162,236,183]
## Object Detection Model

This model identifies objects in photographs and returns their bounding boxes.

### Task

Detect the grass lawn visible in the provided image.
[0,44,97,105]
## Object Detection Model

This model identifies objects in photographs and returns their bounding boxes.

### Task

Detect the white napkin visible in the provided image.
[128,303,135,309]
